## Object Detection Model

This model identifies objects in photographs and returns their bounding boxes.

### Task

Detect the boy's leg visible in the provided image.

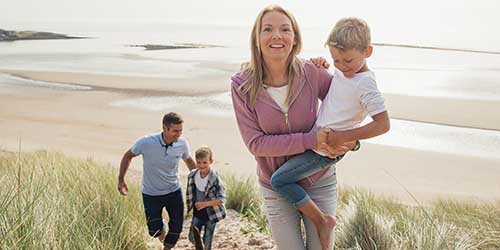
[188,217,204,243]
[271,152,339,250]
[270,150,339,207]
[189,217,204,250]
[303,170,338,250]
[162,188,184,248]
[142,193,167,239]
[202,221,217,250]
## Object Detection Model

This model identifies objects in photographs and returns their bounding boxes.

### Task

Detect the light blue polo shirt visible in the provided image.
[131,133,191,196]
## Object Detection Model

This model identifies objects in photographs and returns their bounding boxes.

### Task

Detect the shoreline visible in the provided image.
[1,68,500,204]
[3,68,500,132]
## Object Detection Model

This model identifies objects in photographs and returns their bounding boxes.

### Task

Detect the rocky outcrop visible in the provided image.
[128,43,224,50]
[0,28,86,41]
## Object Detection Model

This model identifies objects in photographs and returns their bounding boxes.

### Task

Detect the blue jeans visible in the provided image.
[270,150,343,207]
[142,188,184,248]
[189,217,217,250]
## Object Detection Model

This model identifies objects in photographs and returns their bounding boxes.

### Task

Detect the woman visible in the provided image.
[231,5,356,250]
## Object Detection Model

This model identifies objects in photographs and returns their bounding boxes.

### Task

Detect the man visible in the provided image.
[118,112,196,250]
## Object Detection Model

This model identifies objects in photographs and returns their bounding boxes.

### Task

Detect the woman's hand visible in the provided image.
[315,128,330,149]
[316,128,346,158]
[309,57,330,69]
[320,140,356,158]
[316,128,357,158]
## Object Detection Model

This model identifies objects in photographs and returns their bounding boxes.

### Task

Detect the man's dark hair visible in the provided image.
[162,112,183,128]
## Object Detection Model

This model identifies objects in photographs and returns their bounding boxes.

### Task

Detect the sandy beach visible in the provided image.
[1,67,500,205]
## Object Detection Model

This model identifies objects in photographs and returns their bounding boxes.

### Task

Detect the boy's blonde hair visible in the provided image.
[325,17,371,52]
[195,146,213,161]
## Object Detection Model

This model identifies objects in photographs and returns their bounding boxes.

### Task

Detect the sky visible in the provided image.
[1,0,499,50]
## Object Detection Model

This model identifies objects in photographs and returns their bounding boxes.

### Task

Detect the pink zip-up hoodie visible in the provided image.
[231,60,333,189]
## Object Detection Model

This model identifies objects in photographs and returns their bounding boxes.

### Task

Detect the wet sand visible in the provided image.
[1,68,499,204]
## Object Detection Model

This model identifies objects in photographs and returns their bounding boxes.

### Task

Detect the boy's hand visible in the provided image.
[309,57,330,69]
[317,129,352,158]
[195,202,208,210]
[326,130,345,149]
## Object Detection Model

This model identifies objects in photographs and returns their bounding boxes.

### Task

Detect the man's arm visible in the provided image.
[118,149,138,196]
[183,157,196,171]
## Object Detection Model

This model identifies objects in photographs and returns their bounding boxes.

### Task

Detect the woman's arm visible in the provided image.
[231,82,318,157]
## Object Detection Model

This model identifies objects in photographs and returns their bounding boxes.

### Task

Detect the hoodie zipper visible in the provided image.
[284,112,291,133]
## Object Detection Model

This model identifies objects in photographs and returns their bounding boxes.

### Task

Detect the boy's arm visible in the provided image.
[327,111,390,148]
[199,200,223,207]
[195,178,226,209]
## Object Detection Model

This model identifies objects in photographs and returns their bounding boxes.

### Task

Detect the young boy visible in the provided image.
[270,17,390,250]
[186,146,226,250]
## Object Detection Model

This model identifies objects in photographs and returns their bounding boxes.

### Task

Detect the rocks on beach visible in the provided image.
[0,28,85,41]
[128,43,224,51]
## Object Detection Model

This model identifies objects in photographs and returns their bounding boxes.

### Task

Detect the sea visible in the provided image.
[1,11,500,161]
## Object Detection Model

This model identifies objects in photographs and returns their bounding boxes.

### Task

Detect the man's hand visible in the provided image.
[309,57,330,69]
[118,180,128,196]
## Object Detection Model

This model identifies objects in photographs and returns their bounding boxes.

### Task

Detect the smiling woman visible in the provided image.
[231,5,355,250]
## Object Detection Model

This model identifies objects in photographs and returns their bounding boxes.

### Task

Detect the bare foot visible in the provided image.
[317,215,336,250]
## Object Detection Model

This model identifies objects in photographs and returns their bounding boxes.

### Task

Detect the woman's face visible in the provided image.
[259,11,296,63]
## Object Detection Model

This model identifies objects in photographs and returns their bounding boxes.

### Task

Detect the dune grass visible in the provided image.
[2,150,500,250]
[0,150,148,250]
[220,172,269,234]
[221,171,500,250]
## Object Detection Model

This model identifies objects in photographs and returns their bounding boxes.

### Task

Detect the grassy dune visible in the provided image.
[221,172,500,250]
[0,151,147,250]
[2,151,500,250]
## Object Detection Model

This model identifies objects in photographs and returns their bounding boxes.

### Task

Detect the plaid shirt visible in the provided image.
[186,168,226,223]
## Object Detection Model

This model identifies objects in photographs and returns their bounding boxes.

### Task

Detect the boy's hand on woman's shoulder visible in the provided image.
[309,57,330,69]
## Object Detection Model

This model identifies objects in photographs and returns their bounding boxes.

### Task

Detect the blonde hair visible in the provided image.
[325,17,371,52]
[240,5,303,108]
[195,146,213,161]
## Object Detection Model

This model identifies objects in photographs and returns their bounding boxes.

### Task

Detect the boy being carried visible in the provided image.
[270,17,390,250]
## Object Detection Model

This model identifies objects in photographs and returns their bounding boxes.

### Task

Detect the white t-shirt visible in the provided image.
[265,84,289,113]
[194,170,209,192]
[315,69,386,130]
